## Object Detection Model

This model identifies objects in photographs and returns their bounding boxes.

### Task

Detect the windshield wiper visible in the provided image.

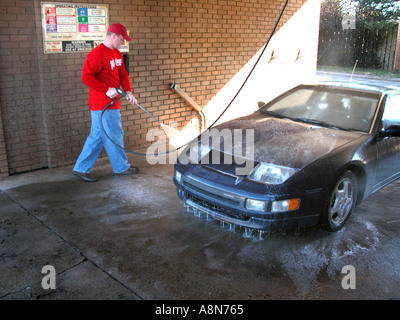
[261,110,285,118]
[293,118,346,130]
[260,110,297,121]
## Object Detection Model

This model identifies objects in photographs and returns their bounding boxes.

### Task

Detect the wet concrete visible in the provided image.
[1,154,400,300]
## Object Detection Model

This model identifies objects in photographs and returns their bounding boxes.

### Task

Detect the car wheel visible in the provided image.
[322,170,357,232]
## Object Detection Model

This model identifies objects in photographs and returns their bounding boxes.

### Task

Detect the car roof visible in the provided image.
[304,80,400,96]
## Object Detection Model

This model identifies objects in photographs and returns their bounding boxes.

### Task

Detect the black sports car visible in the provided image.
[173,82,400,232]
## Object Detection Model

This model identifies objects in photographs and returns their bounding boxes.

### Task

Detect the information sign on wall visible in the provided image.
[41,2,129,54]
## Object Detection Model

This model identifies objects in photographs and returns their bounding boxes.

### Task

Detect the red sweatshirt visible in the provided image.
[81,43,132,111]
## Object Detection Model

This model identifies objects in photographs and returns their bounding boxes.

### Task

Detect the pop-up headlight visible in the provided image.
[247,162,298,185]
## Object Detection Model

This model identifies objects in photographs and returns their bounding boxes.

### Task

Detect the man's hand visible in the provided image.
[106,87,118,99]
[126,91,137,105]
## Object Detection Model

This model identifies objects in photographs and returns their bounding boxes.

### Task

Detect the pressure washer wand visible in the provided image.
[101,88,127,110]
[109,88,162,126]
[101,88,191,156]
[136,103,163,126]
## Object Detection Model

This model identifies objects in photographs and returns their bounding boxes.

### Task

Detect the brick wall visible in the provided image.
[0,111,7,177]
[0,0,319,176]
[0,0,47,176]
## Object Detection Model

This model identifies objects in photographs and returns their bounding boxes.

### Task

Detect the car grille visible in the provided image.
[183,180,240,206]
[185,191,250,222]
[181,175,252,222]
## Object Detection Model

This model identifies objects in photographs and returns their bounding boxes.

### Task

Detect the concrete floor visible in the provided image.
[1,154,400,300]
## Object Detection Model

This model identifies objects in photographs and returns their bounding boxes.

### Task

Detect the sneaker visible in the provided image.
[73,171,98,182]
[115,165,140,175]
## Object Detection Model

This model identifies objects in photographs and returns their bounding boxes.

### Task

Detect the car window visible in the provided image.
[260,87,380,132]
[382,94,400,129]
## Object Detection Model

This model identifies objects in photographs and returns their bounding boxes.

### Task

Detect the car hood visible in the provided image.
[211,113,366,169]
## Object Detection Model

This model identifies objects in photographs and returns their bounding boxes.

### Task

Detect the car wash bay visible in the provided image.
[1,152,400,300]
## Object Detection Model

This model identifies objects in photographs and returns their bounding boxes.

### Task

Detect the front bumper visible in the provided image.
[174,166,322,231]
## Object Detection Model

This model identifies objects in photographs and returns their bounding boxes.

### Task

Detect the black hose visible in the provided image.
[101,92,183,156]
[208,0,289,128]
[101,95,152,156]
[101,0,289,156]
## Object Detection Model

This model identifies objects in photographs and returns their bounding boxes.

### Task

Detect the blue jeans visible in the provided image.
[73,110,130,174]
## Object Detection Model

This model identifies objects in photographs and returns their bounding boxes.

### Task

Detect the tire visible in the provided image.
[321,170,358,232]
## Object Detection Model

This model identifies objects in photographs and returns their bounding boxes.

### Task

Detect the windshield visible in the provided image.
[259,86,380,132]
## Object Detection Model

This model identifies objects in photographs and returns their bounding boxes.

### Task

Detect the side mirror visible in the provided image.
[258,101,265,108]
[381,125,400,138]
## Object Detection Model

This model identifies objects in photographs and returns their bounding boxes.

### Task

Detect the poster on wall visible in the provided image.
[41,2,129,54]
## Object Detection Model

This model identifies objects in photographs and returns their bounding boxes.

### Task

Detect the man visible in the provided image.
[73,23,139,182]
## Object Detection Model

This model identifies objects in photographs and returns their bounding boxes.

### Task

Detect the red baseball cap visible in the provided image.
[108,23,132,41]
